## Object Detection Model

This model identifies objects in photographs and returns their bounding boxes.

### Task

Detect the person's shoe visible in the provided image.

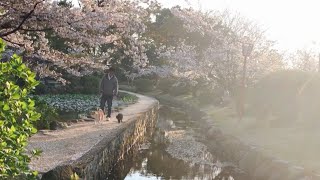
[106,117,110,121]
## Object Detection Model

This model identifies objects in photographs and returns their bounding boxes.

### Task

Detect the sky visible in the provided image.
[160,0,320,52]
[72,0,320,52]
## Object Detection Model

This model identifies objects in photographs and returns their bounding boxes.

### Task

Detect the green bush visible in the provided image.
[0,39,41,179]
[118,92,138,103]
[80,75,100,94]
[34,82,48,95]
[197,90,224,106]
[248,70,320,123]
[169,84,190,96]
[157,78,174,93]
[119,84,137,92]
[65,74,100,94]
[64,75,81,94]
[135,79,154,92]
[33,97,58,130]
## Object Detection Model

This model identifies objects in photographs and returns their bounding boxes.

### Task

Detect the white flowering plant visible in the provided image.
[36,92,137,113]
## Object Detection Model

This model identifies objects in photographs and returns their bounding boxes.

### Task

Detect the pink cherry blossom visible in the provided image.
[0,0,159,79]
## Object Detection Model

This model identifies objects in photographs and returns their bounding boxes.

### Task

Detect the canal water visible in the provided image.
[107,106,249,180]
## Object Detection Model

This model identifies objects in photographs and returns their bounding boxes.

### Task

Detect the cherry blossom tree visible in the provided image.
[159,7,284,97]
[0,0,159,82]
[290,49,318,72]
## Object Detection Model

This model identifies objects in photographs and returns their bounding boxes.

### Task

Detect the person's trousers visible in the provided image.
[100,94,113,117]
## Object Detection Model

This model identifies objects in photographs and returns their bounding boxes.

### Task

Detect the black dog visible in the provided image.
[116,113,123,123]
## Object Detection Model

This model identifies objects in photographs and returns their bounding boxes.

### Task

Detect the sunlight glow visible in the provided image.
[71,0,320,52]
[159,0,320,52]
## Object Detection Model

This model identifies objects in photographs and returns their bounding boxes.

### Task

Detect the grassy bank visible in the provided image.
[126,83,320,174]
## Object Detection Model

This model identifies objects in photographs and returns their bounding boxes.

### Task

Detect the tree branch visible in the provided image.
[2,37,24,46]
[0,1,44,37]
[21,27,52,32]
[97,0,105,7]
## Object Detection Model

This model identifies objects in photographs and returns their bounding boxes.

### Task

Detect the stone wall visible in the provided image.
[157,95,320,180]
[41,99,159,180]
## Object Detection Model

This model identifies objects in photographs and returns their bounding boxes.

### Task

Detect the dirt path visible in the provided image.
[27,92,158,173]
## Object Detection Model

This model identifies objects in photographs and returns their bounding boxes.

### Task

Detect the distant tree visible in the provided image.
[159,8,284,98]
[291,49,318,72]
[57,0,73,8]
[249,70,320,124]
[145,8,187,47]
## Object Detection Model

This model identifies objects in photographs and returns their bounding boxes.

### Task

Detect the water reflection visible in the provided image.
[108,143,248,180]
[107,106,249,180]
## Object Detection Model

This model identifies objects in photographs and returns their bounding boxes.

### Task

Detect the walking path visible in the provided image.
[27,92,158,173]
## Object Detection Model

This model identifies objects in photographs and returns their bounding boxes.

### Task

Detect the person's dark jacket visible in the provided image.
[100,74,118,96]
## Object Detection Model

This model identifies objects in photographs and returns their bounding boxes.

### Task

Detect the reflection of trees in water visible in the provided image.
[142,146,247,179]
[110,144,247,180]
[214,166,250,180]
[108,106,250,180]
[107,146,143,180]
[158,106,202,134]
[144,147,189,179]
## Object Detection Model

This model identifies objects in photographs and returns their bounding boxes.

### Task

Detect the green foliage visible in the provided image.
[0,39,40,178]
[118,92,138,103]
[168,84,190,96]
[157,78,174,93]
[135,79,154,92]
[64,75,82,94]
[80,75,100,94]
[119,84,137,92]
[33,97,58,130]
[197,90,224,106]
[46,31,69,54]
[146,8,213,50]
[248,70,320,123]
[65,74,100,94]
[34,82,48,95]
[146,8,187,47]
[61,74,101,94]
[58,0,73,8]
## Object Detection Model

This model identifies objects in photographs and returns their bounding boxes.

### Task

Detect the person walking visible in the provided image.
[100,67,118,121]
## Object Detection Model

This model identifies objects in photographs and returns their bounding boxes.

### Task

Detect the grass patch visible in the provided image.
[118,92,138,104]
[119,84,137,92]
[203,104,320,174]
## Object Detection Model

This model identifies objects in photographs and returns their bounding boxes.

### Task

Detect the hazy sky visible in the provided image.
[160,0,320,52]
[72,0,320,52]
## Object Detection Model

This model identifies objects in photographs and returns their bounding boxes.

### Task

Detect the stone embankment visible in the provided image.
[156,95,320,180]
[28,92,159,180]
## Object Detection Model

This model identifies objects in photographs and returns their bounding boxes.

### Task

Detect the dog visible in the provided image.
[116,113,123,123]
[92,108,104,124]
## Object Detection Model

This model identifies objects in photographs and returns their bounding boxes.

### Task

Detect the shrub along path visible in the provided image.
[27,91,158,174]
